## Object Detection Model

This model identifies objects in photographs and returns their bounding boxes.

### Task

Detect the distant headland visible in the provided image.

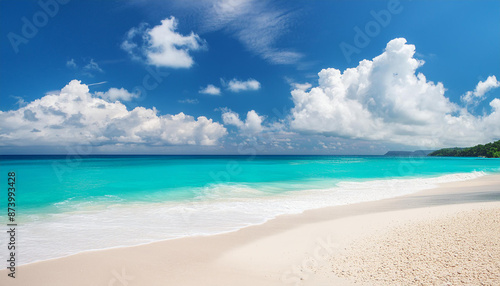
[384,140,500,158]
[428,140,500,158]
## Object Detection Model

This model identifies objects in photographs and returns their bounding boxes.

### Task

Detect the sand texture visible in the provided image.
[331,207,500,285]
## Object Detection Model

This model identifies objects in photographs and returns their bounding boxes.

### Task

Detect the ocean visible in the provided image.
[0,155,499,264]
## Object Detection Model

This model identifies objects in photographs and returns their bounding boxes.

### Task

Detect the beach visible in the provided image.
[2,0,500,285]
[1,174,499,285]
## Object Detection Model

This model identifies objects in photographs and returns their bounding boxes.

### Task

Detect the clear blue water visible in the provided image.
[0,155,498,264]
[1,155,498,216]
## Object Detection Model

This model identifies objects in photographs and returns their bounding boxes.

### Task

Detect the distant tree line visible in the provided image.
[429,140,500,158]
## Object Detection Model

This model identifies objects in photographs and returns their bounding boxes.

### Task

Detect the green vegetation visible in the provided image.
[429,140,500,158]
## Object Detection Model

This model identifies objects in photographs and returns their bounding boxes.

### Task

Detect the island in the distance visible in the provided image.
[428,140,500,158]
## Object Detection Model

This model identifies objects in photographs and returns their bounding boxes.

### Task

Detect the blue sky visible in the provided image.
[1,0,499,154]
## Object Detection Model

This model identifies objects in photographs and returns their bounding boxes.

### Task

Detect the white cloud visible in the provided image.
[66,59,77,69]
[10,95,27,107]
[180,0,302,65]
[95,88,139,102]
[0,80,227,147]
[461,75,500,105]
[83,59,103,73]
[121,23,147,61]
[122,17,206,68]
[222,109,264,135]
[65,59,103,77]
[291,82,312,91]
[225,78,261,92]
[289,38,500,148]
[199,84,221,95]
[284,77,311,91]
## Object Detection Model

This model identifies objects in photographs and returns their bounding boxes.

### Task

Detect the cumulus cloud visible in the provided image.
[199,84,221,95]
[0,80,227,147]
[122,17,206,68]
[461,75,500,105]
[225,78,261,92]
[95,88,139,102]
[222,109,264,135]
[289,38,500,148]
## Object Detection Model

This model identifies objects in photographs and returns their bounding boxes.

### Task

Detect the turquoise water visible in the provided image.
[1,155,499,216]
[0,155,498,264]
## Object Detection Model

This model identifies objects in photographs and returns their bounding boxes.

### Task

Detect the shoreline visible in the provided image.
[7,170,492,266]
[1,174,499,285]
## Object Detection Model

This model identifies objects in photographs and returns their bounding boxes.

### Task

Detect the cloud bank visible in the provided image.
[0,80,227,147]
[290,38,500,148]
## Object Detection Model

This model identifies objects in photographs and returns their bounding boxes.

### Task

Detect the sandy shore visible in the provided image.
[330,206,500,285]
[1,174,499,285]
